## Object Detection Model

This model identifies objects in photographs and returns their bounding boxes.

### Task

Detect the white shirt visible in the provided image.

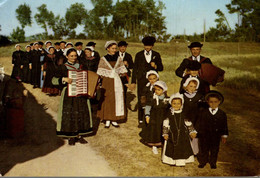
[144,50,152,63]
[209,107,218,115]
[119,51,125,58]
[192,55,201,62]
[77,50,82,56]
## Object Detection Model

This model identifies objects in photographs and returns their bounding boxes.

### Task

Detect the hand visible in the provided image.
[145,116,150,124]
[123,61,128,67]
[63,77,73,84]
[41,66,44,71]
[12,64,14,67]
[43,71,46,77]
[190,132,197,139]
[20,65,23,69]
[150,62,157,69]
[163,134,169,140]
[29,65,32,70]
[222,137,227,144]
[128,83,136,91]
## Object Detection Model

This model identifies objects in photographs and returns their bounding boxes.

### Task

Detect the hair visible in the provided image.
[66,48,77,56]
[171,98,182,104]
[107,43,117,50]
[207,94,222,101]
[84,48,92,52]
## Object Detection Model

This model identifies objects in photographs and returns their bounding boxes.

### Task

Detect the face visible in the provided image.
[107,44,117,55]
[154,85,164,96]
[16,46,21,50]
[76,45,82,50]
[148,74,158,85]
[34,44,39,50]
[26,47,31,52]
[84,49,92,57]
[119,45,127,53]
[190,47,201,57]
[171,99,182,111]
[39,44,43,49]
[49,48,55,54]
[144,45,153,52]
[185,81,198,93]
[55,45,60,49]
[66,44,73,48]
[60,43,66,49]
[66,51,77,64]
[207,97,221,109]
[46,43,51,48]
[190,70,199,77]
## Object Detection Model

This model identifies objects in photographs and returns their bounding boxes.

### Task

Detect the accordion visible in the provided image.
[199,63,225,86]
[68,70,100,97]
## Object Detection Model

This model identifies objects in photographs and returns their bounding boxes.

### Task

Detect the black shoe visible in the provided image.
[198,164,205,168]
[104,125,110,128]
[79,137,88,144]
[68,138,75,145]
[210,164,217,169]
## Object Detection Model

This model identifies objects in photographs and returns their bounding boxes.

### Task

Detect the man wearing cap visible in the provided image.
[175,42,212,78]
[11,44,24,81]
[57,41,67,65]
[75,42,84,60]
[115,41,134,98]
[130,36,163,125]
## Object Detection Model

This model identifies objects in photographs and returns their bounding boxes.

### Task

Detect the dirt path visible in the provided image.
[0,82,116,176]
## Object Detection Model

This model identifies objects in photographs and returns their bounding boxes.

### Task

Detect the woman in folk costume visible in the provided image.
[139,81,169,154]
[22,45,32,83]
[52,48,93,145]
[11,44,24,81]
[42,46,59,96]
[97,40,128,128]
[162,93,196,166]
[31,42,42,88]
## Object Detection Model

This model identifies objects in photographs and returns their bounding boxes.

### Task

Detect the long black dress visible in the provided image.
[31,49,42,87]
[42,54,59,95]
[139,94,168,145]
[162,109,194,166]
[22,51,32,83]
[52,62,93,137]
[11,50,24,80]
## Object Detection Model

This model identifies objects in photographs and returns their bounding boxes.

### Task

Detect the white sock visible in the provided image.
[105,120,111,127]
[111,121,118,126]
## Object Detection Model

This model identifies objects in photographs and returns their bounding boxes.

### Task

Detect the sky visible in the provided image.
[0,0,238,37]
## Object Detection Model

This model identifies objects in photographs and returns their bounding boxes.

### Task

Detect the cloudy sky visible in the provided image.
[0,0,238,37]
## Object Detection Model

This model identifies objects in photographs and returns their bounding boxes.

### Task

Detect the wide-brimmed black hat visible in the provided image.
[142,36,156,46]
[86,41,96,46]
[205,90,224,105]
[38,41,44,45]
[187,60,201,70]
[60,41,67,44]
[54,42,60,45]
[118,41,128,47]
[188,42,203,48]
[75,42,83,46]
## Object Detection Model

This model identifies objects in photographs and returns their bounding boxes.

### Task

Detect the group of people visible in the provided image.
[9,37,228,169]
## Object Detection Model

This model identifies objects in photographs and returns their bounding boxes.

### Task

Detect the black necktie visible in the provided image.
[211,109,215,113]
[146,51,149,55]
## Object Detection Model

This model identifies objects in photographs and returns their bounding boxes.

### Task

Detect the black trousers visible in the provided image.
[197,133,221,165]
[137,78,148,122]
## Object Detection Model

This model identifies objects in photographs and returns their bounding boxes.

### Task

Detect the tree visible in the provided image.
[10,27,25,42]
[34,4,55,37]
[15,3,32,28]
[65,3,88,29]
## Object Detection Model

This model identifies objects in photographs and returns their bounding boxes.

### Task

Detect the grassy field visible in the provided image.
[0,41,260,176]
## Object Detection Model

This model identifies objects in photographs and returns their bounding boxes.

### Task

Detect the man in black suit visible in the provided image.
[175,42,212,93]
[86,41,100,60]
[130,36,163,126]
[115,41,134,97]
[176,42,212,78]
[75,41,84,61]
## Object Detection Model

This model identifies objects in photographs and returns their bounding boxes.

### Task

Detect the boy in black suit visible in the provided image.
[75,41,84,60]
[130,36,163,126]
[196,90,228,169]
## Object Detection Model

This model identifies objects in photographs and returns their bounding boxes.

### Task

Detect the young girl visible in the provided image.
[162,93,196,166]
[139,80,168,154]
[138,70,159,127]
[182,77,204,155]
[52,48,93,145]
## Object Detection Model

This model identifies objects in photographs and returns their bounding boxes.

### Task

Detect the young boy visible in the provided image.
[196,90,228,169]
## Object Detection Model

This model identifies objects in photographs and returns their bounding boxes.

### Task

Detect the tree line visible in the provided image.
[6,0,260,43]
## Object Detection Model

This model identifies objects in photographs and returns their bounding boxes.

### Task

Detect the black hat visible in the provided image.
[118,41,128,47]
[75,42,83,46]
[188,42,203,48]
[142,36,156,46]
[187,60,201,70]
[54,42,60,45]
[30,43,34,46]
[86,41,96,46]
[205,90,224,105]
[60,41,67,44]
[38,41,44,45]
